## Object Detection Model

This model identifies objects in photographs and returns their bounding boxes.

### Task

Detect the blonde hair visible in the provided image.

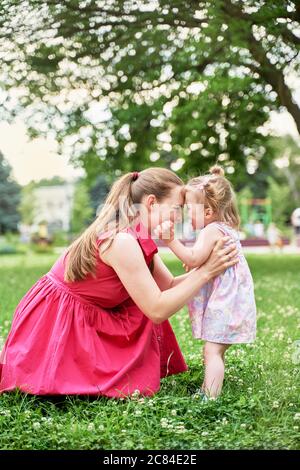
[64,168,184,282]
[188,164,240,229]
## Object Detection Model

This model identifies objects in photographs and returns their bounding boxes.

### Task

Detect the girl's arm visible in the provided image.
[100,232,238,324]
[165,224,223,268]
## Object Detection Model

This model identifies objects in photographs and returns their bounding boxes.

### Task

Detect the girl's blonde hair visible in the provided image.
[64,167,184,282]
[188,164,240,229]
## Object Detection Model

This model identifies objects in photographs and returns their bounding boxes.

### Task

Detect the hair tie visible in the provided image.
[132,171,139,181]
[195,176,210,191]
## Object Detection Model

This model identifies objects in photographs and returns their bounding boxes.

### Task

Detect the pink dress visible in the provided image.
[0,222,187,397]
[188,222,256,344]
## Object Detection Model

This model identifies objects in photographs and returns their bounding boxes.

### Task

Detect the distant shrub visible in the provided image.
[0,244,19,255]
[30,243,54,254]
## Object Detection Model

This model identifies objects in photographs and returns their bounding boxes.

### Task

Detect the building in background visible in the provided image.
[33,183,75,233]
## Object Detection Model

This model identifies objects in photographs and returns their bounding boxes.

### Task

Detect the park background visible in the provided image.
[0,0,300,450]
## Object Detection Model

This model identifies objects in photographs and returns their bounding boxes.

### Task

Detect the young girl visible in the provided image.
[156,165,256,399]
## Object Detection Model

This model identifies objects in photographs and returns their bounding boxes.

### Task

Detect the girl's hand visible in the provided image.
[154,221,175,242]
[198,236,239,281]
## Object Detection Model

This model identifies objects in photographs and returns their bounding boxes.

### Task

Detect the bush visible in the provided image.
[52,231,70,247]
[29,243,54,254]
[0,244,19,255]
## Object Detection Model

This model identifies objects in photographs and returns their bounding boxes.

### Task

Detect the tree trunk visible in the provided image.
[249,36,300,135]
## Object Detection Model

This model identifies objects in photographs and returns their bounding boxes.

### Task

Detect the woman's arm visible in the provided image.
[100,232,238,324]
[152,253,196,290]
[165,224,222,268]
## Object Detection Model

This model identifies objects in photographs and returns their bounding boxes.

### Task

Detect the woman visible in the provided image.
[0,168,238,398]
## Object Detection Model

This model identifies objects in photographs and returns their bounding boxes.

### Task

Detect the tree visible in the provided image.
[19,182,36,225]
[0,1,299,181]
[265,135,300,228]
[89,174,110,216]
[266,176,291,228]
[70,181,93,234]
[33,176,66,187]
[0,152,21,233]
[269,135,300,205]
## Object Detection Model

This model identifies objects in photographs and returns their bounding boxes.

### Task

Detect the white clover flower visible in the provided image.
[87,423,95,431]
[293,413,300,421]
[160,418,168,428]
[32,422,41,429]
[175,425,186,434]
[98,424,105,431]
[201,431,209,436]
[171,410,177,416]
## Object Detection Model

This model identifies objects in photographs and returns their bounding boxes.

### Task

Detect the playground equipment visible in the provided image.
[240,198,272,229]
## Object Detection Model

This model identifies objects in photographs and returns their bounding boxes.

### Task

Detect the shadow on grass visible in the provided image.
[2,368,204,410]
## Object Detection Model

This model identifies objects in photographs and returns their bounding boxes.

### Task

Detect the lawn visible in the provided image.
[0,252,299,449]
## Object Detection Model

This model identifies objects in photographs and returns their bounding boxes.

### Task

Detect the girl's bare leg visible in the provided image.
[202,341,230,398]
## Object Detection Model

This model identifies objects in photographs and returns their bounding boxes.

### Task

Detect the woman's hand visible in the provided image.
[198,236,239,281]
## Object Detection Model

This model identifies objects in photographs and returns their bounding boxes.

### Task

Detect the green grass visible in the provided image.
[0,252,299,449]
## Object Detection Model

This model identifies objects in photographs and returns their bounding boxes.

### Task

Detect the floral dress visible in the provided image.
[188,222,256,344]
